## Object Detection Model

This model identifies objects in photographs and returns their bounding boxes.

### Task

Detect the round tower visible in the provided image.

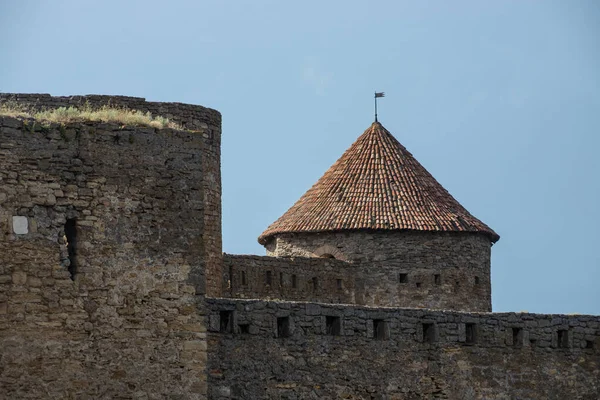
[258,122,499,312]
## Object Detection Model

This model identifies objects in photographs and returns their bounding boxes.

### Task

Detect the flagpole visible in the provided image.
[374,92,378,122]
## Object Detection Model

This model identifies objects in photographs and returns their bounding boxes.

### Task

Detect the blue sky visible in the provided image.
[1,1,598,314]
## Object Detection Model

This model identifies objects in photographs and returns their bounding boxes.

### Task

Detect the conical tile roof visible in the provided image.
[258,122,499,245]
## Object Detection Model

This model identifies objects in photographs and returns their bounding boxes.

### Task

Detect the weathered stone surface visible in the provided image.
[207,298,600,400]
[0,98,219,399]
[264,231,492,311]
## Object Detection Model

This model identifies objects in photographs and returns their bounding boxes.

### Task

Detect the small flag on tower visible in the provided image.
[374,91,385,122]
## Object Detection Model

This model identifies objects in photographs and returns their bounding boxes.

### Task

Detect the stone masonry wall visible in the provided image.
[223,254,358,304]
[0,93,223,297]
[0,116,209,399]
[265,231,492,311]
[207,298,600,400]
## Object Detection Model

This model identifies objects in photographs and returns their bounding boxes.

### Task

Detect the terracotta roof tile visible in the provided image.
[258,122,499,244]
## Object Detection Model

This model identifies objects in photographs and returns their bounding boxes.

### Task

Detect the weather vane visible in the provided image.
[374,91,385,122]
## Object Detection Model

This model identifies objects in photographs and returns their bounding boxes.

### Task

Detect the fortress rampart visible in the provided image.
[0,93,223,297]
[1,93,599,400]
[207,298,600,399]
[0,111,212,399]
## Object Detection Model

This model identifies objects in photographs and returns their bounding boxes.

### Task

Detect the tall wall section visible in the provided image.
[264,231,492,311]
[0,93,223,296]
[0,111,211,398]
[207,298,600,400]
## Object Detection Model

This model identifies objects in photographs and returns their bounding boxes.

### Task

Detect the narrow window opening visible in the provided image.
[326,316,341,336]
[585,340,594,349]
[465,323,477,345]
[312,277,318,291]
[219,311,233,333]
[277,317,290,338]
[399,273,408,283]
[65,218,77,280]
[241,271,247,286]
[434,274,441,285]
[416,282,422,288]
[475,276,480,285]
[557,329,569,348]
[512,327,523,347]
[320,253,335,259]
[279,272,284,286]
[373,319,388,340]
[266,271,272,286]
[422,323,436,343]
[292,274,297,289]
[238,323,250,334]
[336,279,343,290]
[530,338,538,346]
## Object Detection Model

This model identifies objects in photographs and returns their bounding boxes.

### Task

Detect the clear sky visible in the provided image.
[1,1,598,315]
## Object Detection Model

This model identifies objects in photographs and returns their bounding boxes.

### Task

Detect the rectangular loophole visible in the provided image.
[557,329,569,348]
[475,276,480,285]
[241,271,247,286]
[336,279,343,290]
[585,340,594,349]
[265,271,272,286]
[512,327,523,347]
[422,323,436,343]
[65,218,77,280]
[399,273,408,283]
[434,274,441,285]
[312,277,318,291]
[373,319,388,340]
[219,311,233,333]
[238,323,250,334]
[277,317,290,338]
[292,274,297,289]
[279,272,284,286]
[326,316,341,336]
[465,323,477,344]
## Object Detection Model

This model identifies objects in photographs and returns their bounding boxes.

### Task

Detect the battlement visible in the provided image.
[207,297,600,399]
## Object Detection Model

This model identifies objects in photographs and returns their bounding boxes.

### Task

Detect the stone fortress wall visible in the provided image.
[0,95,220,399]
[0,93,223,297]
[1,93,599,400]
[207,298,600,400]
[255,230,492,311]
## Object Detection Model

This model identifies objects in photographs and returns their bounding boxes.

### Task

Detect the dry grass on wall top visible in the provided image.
[0,102,181,129]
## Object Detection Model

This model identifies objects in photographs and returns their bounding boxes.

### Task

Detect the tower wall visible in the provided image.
[0,93,223,297]
[265,231,492,312]
[0,113,210,399]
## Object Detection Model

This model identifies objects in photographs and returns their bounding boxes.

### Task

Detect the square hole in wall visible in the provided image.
[585,340,594,349]
[336,279,343,290]
[373,319,388,340]
[475,276,480,285]
[434,274,441,285]
[422,323,436,343]
[277,316,290,338]
[241,271,247,286]
[557,329,570,348]
[312,277,318,291]
[238,323,250,334]
[512,327,523,347]
[292,274,297,289]
[219,311,233,333]
[399,273,408,283]
[465,323,477,344]
[326,316,341,336]
[416,282,422,288]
